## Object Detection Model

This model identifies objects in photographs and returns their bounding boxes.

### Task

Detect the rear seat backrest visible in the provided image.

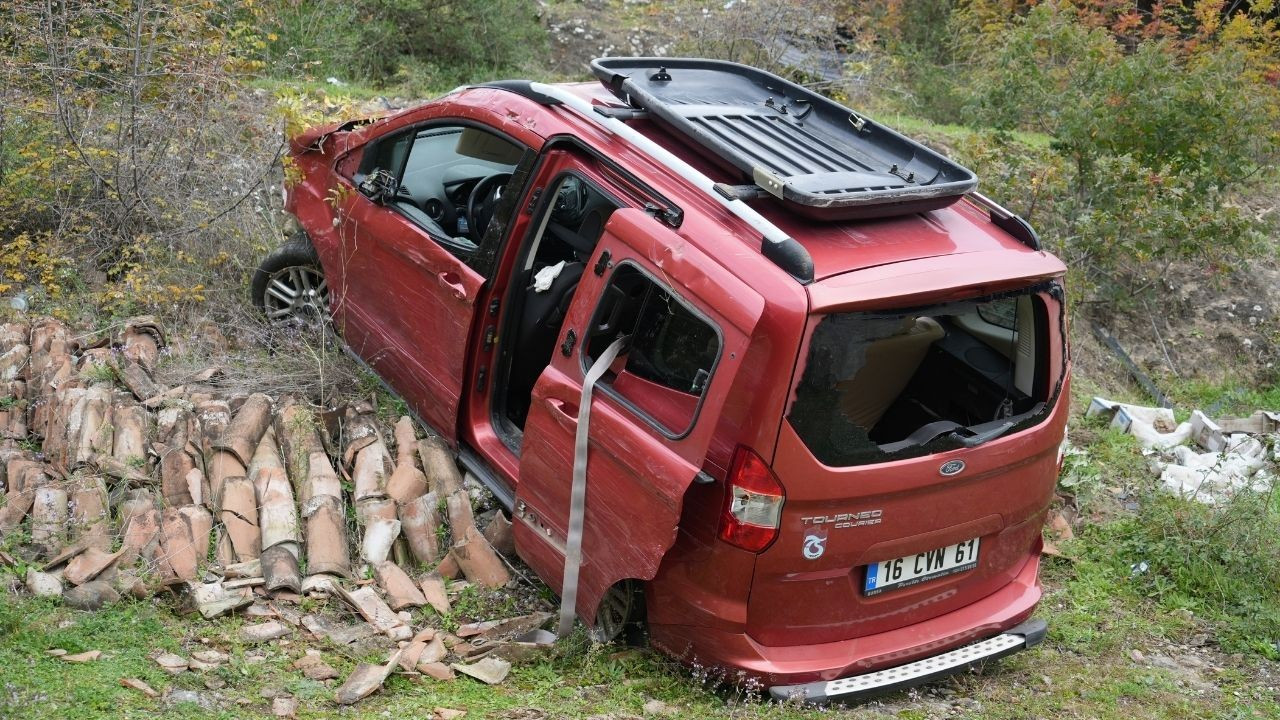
[835,317,944,430]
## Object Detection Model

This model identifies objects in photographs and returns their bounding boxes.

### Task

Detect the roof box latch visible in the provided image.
[650,67,672,82]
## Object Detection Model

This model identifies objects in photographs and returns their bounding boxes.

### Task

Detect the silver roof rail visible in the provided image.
[527,82,815,284]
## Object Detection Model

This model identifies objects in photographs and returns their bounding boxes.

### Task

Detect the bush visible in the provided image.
[262,0,548,88]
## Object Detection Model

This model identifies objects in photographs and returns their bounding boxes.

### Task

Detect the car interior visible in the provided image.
[364,125,525,252]
[790,291,1056,465]
[498,174,621,435]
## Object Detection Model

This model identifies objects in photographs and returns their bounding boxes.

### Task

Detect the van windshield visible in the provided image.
[788,284,1064,466]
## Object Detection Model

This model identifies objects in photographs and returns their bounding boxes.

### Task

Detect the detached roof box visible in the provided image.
[590,57,978,220]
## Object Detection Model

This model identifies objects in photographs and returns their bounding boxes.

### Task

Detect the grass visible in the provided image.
[4,564,1278,720]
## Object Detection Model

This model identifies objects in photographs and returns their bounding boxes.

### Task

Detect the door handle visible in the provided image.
[437,271,468,301]
[543,397,579,430]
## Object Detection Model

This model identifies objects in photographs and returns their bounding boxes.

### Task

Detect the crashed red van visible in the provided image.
[257,58,1069,702]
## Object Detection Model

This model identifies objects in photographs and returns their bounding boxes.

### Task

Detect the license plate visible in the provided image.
[863,538,980,596]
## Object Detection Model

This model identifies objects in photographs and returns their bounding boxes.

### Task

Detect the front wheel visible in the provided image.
[251,238,330,327]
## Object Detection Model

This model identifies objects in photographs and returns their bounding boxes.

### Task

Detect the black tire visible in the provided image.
[591,579,647,645]
[251,237,330,326]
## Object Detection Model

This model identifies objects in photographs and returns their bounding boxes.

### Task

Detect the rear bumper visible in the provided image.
[648,550,1042,688]
[768,618,1047,704]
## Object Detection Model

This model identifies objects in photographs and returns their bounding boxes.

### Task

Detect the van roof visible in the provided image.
[547,81,1048,284]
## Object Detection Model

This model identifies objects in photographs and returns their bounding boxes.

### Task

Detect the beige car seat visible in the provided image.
[836,316,945,429]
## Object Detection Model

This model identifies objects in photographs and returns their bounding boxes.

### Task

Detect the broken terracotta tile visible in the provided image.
[417,662,456,681]
[261,544,302,595]
[451,656,511,685]
[62,547,120,586]
[360,517,400,566]
[482,511,515,557]
[190,582,254,619]
[301,495,351,578]
[374,561,427,610]
[352,438,392,503]
[214,393,273,467]
[399,492,440,566]
[222,558,262,579]
[120,677,159,697]
[219,476,260,562]
[419,637,447,665]
[334,649,402,705]
[397,640,429,672]
[419,573,450,615]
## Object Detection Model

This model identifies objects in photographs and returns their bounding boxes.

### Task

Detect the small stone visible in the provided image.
[434,709,467,720]
[64,581,120,610]
[46,649,68,657]
[25,569,62,598]
[191,649,229,665]
[240,620,291,643]
[1130,649,1145,663]
[165,689,212,709]
[60,650,101,663]
[204,676,227,690]
[272,695,299,718]
[643,699,679,716]
[293,654,340,681]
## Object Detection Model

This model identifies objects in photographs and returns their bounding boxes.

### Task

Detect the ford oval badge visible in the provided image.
[939,459,965,477]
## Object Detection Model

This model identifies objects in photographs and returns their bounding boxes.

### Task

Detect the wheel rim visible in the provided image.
[592,583,633,643]
[263,265,329,326]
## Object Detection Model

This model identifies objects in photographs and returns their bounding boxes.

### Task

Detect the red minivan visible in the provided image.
[257,58,1069,702]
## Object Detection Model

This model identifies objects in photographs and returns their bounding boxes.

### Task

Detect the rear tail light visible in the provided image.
[717,445,785,553]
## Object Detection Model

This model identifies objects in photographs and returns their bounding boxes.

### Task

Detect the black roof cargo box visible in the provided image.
[590,57,978,221]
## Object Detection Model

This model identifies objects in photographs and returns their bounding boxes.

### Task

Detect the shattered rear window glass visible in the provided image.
[788,285,1063,466]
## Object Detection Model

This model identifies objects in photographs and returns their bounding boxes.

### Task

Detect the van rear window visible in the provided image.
[788,285,1064,466]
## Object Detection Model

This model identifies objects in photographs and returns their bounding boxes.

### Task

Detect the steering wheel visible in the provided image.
[466,172,512,241]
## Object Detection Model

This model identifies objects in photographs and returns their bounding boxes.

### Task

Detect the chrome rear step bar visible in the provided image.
[769,618,1047,704]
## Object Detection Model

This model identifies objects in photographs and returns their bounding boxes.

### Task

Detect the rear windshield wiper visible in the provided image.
[878,403,1045,453]
[949,421,1015,448]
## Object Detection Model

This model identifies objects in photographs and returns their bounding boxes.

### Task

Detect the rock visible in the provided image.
[154,652,189,674]
[434,709,467,720]
[241,620,291,643]
[1130,649,1145,663]
[272,695,299,718]
[293,653,340,681]
[451,656,511,685]
[59,650,101,663]
[334,649,402,705]
[120,678,159,697]
[25,568,62,597]
[63,580,119,610]
[204,675,227,690]
[643,699,679,716]
[165,688,213,709]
